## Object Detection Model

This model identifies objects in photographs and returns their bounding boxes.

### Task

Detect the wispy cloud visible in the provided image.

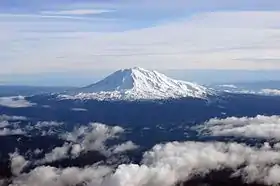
[2,10,280,75]
[41,9,114,15]
[1,0,280,83]
[0,13,106,21]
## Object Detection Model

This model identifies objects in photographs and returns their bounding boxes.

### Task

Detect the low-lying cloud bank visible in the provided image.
[0,115,27,121]
[0,96,36,108]
[10,165,112,186]
[5,117,280,186]
[0,128,25,136]
[5,141,280,186]
[261,89,280,96]
[198,115,280,140]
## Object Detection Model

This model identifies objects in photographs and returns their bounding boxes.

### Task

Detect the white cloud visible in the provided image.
[5,140,280,186]
[42,9,114,15]
[0,115,27,121]
[10,141,280,186]
[39,143,71,164]
[34,149,43,155]
[0,96,36,108]
[37,123,126,163]
[20,121,64,136]
[198,115,280,140]
[0,121,9,128]
[71,108,88,112]
[35,121,63,128]
[261,89,280,95]
[9,151,29,176]
[11,165,112,186]
[63,123,124,153]
[112,141,139,154]
[0,128,25,136]
[218,84,237,89]
[107,141,280,186]
[70,144,82,157]
[0,115,28,134]
[2,11,280,76]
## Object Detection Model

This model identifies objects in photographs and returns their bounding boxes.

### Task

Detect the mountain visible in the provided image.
[59,67,214,101]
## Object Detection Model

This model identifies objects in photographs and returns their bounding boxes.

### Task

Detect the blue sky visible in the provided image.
[1,0,280,85]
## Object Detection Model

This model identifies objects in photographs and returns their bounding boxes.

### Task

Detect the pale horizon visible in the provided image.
[1,0,280,85]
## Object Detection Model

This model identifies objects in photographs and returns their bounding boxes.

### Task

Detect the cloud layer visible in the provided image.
[0,96,36,108]
[1,10,280,78]
[0,128,25,136]
[7,141,280,186]
[2,115,280,186]
[198,115,280,140]
[41,9,114,15]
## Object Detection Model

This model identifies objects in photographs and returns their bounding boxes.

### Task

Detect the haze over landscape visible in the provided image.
[1,0,280,85]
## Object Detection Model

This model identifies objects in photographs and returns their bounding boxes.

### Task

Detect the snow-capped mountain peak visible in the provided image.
[60,67,214,101]
[83,67,152,92]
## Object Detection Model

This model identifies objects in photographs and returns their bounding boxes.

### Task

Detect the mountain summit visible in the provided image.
[60,67,213,101]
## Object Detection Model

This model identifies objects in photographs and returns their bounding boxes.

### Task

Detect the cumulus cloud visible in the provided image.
[70,144,82,157]
[63,123,124,153]
[198,115,280,140]
[34,149,43,155]
[37,123,128,163]
[9,141,280,186]
[111,141,139,154]
[9,151,29,176]
[39,143,71,164]
[0,128,25,136]
[104,141,280,186]
[10,165,112,186]
[0,121,9,128]
[0,96,36,108]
